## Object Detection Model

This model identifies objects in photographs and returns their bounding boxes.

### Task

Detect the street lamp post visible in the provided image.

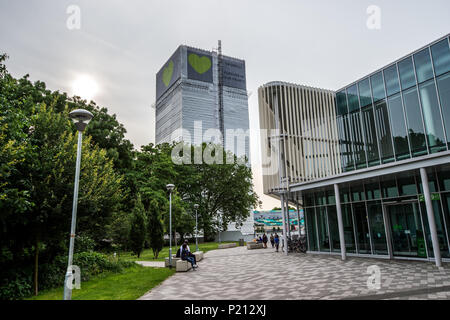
[194,204,199,253]
[63,109,93,300]
[166,184,175,268]
[218,213,221,244]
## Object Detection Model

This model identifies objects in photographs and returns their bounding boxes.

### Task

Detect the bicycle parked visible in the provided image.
[286,235,307,253]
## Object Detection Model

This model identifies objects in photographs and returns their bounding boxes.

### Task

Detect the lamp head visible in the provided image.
[69,109,94,132]
[194,204,199,209]
[166,184,175,192]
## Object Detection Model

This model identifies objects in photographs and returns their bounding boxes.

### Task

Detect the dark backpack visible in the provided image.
[176,248,181,258]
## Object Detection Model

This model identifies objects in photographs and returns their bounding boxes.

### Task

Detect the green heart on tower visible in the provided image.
[162,61,174,87]
[188,53,211,74]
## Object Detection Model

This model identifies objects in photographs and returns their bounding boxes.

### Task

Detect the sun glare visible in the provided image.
[72,74,99,101]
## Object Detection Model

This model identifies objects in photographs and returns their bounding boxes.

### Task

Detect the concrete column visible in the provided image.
[334,183,346,261]
[420,168,442,267]
[280,193,288,256]
[286,196,291,238]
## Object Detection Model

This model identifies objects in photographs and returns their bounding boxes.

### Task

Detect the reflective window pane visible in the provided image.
[382,177,399,198]
[337,114,355,172]
[370,71,386,102]
[365,181,381,200]
[342,204,356,253]
[304,192,315,207]
[362,105,380,166]
[317,207,330,252]
[421,199,450,259]
[339,185,350,203]
[398,57,416,90]
[336,91,348,115]
[347,84,359,112]
[389,203,426,258]
[419,80,446,153]
[305,208,318,251]
[398,176,417,196]
[437,165,450,192]
[402,87,427,156]
[414,48,434,83]
[440,193,450,257]
[351,184,365,202]
[327,206,341,253]
[350,111,367,169]
[384,64,400,96]
[387,94,410,160]
[436,73,450,147]
[353,203,371,254]
[374,100,395,163]
[367,201,388,255]
[358,78,372,108]
[431,38,450,76]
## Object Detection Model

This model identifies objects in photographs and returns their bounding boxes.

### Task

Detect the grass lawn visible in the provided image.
[26,264,175,300]
[117,241,239,262]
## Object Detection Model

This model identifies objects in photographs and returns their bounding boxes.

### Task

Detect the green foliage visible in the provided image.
[129,197,147,258]
[0,251,132,300]
[0,53,261,299]
[27,264,175,301]
[107,211,132,251]
[147,199,164,259]
[0,54,126,298]
[74,234,96,253]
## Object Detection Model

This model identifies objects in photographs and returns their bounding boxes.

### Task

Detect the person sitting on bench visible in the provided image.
[181,243,197,269]
[178,240,196,265]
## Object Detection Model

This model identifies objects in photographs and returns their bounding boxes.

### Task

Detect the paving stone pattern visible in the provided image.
[139,246,450,300]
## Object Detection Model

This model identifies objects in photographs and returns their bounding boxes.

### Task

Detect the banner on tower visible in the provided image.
[156,47,182,100]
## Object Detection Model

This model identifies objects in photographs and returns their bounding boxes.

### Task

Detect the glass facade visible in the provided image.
[294,36,450,263]
[335,36,450,172]
[304,166,450,259]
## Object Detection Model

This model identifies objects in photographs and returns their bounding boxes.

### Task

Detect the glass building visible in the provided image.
[258,34,450,265]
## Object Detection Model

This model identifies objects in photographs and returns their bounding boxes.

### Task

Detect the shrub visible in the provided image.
[74,234,96,253]
[0,251,133,300]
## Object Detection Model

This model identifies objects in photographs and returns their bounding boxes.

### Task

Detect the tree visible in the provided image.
[107,211,132,252]
[178,144,261,241]
[147,200,164,259]
[129,196,146,258]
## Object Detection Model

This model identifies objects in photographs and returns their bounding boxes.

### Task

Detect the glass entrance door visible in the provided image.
[387,202,427,258]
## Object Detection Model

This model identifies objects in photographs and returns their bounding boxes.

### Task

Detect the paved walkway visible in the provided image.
[139,246,450,300]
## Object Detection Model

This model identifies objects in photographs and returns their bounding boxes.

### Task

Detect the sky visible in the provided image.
[1,0,449,209]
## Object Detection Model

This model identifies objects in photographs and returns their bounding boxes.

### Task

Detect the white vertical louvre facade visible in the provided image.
[258,82,341,196]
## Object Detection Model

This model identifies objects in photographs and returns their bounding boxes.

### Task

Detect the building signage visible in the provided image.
[187,49,213,83]
[222,57,246,90]
[156,47,181,100]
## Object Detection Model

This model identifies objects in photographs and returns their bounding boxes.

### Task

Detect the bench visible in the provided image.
[218,243,237,249]
[176,259,192,272]
[164,256,180,267]
[193,251,204,261]
[247,242,264,250]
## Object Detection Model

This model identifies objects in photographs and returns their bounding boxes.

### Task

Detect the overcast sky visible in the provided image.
[1,0,449,209]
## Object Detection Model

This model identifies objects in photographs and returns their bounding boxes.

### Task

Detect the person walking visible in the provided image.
[262,233,268,248]
[270,234,275,248]
[274,233,280,252]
